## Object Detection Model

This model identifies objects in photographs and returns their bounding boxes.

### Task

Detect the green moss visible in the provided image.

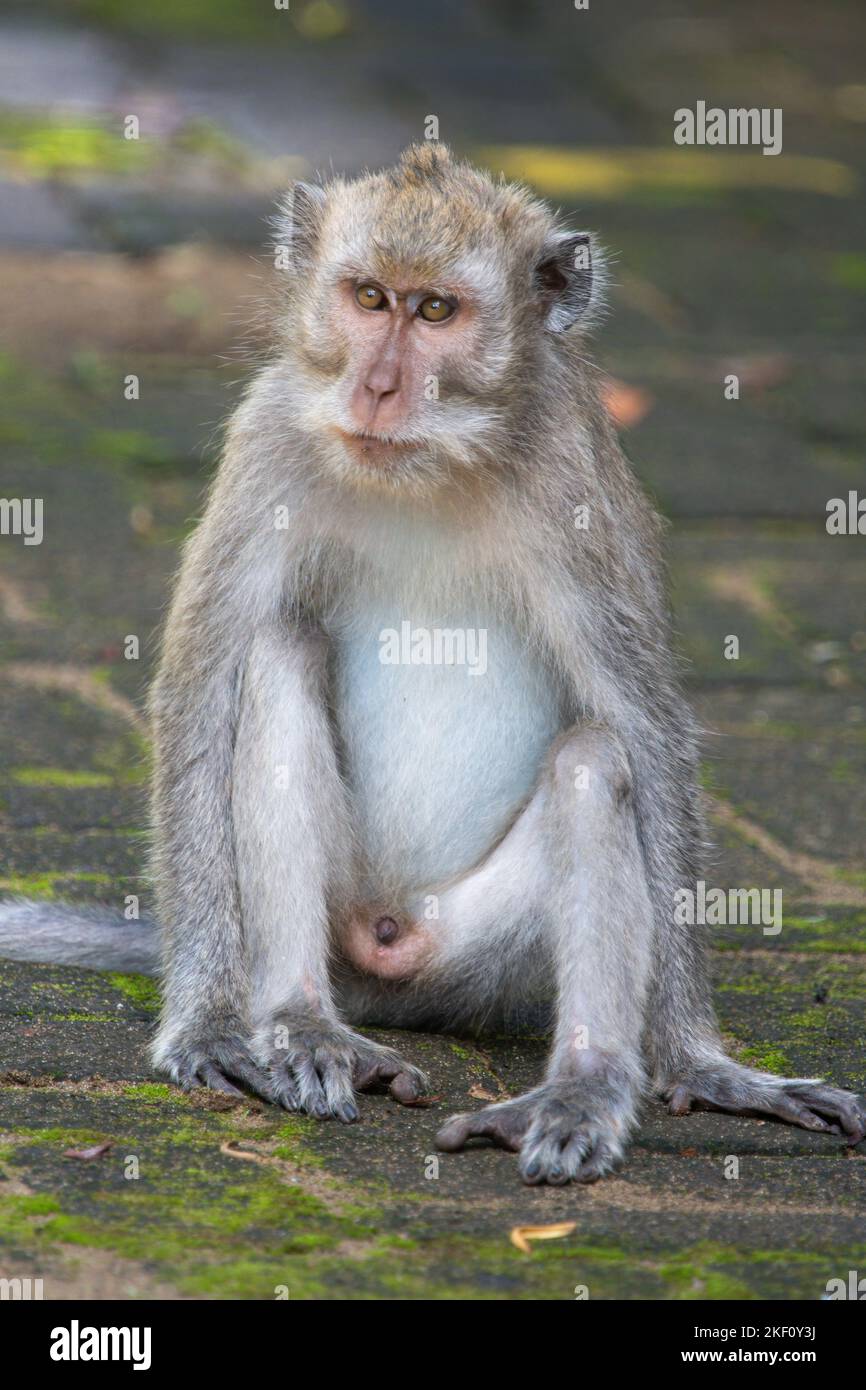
[0,1193,62,1241]
[0,871,114,898]
[88,429,176,473]
[779,915,866,954]
[272,1119,325,1166]
[0,109,266,184]
[0,114,155,178]
[10,767,113,788]
[831,868,866,889]
[831,253,866,292]
[106,973,161,1013]
[13,1127,108,1146]
[788,1007,829,1030]
[122,1083,174,1102]
[72,0,350,42]
[737,1045,791,1075]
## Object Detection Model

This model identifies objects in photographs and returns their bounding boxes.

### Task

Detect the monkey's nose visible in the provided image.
[374,916,400,945]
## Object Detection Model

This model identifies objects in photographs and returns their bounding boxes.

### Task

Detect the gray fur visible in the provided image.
[1,144,863,1178]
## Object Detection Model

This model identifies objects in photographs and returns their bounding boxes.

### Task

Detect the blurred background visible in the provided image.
[1,0,865,1301]
[3,0,865,879]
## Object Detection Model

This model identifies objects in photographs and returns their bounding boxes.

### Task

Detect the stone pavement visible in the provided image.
[0,1,864,1298]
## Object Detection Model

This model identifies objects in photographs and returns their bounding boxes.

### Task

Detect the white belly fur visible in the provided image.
[330,598,565,894]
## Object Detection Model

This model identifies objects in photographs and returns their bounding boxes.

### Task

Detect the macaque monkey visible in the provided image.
[2,144,863,1184]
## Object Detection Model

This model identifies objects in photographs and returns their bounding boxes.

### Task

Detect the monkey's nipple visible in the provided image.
[374,915,400,945]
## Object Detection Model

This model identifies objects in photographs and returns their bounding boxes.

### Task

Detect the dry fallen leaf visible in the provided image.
[220,1141,270,1165]
[600,377,654,429]
[468,1085,498,1101]
[679,1146,698,1158]
[63,1141,112,1161]
[510,1221,576,1255]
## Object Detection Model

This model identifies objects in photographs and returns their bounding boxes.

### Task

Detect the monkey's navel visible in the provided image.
[374,916,400,945]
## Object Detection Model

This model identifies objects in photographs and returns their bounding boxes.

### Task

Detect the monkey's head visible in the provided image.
[274,143,603,495]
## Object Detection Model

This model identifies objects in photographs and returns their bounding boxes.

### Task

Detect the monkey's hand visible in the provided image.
[663,1060,866,1144]
[154,1016,277,1102]
[436,1076,637,1185]
[255,1013,427,1122]
[155,1014,426,1119]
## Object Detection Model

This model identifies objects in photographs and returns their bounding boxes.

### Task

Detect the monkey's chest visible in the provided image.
[329,605,565,891]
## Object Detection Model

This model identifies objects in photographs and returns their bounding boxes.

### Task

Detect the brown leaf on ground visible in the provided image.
[220,1141,270,1165]
[63,1142,112,1161]
[510,1221,576,1255]
[468,1085,499,1101]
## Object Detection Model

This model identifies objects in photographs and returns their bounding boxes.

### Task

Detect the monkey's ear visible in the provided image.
[276,180,327,267]
[534,231,594,333]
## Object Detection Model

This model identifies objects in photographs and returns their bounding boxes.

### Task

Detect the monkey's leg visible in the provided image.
[233,623,426,1119]
[435,725,653,1184]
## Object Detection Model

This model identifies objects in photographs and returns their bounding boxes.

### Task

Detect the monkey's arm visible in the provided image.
[147,472,281,1092]
[149,425,425,1110]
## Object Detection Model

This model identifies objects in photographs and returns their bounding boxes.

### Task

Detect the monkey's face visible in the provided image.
[278,145,596,496]
[291,220,514,494]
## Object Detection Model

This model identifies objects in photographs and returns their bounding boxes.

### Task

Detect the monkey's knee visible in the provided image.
[548,726,631,810]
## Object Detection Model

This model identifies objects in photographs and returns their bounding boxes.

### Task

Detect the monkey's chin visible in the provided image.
[324,429,450,496]
[334,428,417,467]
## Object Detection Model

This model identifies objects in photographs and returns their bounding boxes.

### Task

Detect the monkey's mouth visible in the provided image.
[334,427,416,457]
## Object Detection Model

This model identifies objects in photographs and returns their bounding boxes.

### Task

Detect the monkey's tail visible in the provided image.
[0,898,160,975]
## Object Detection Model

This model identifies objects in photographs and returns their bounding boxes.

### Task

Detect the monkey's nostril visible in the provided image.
[374,915,400,945]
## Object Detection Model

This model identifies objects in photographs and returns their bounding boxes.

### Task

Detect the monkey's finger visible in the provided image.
[571,1136,623,1185]
[196,1062,245,1098]
[290,1054,330,1118]
[221,1056,278,1103]
[353,1054,426,1102]
[267,1061,301,1111]
[388,1069,424,1105]
[318,1055,359,1122]
[519,1125,586,1185]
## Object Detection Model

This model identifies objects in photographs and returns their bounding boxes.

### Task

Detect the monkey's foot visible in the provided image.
[436,1077,635,1186]
[259,1015,427,1122]
[664,1061,866,1144]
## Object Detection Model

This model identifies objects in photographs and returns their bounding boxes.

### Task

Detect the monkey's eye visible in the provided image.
[417,295,454,322]
[356,284,387,310]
